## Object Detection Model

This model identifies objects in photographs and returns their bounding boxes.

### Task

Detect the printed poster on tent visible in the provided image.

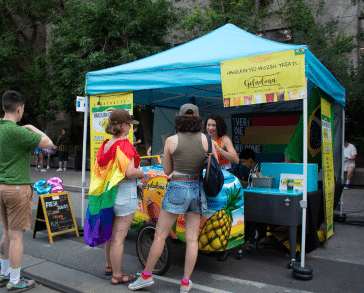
[321,97,335,240]
[90,92,134,172]
[220,49,306,107]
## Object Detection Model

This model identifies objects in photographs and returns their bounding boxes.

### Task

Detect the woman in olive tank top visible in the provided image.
[129,104,217,293]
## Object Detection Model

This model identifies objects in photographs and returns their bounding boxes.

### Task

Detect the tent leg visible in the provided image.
[80,95,89,232]
[292,80,313,281]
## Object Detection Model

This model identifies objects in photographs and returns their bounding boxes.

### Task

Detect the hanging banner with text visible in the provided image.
[231,113,301,163]
[90,92,133,172]
[221,49,306,107]
[321,97,335,240]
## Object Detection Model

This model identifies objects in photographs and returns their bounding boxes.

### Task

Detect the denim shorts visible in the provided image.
[161,178,207,214]
[114,199,139,217]
[113,179,139,217]
[58,151,68,162]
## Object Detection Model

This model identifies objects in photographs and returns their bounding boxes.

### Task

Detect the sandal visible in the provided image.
[105,266,113,276]
[111,274,135,285]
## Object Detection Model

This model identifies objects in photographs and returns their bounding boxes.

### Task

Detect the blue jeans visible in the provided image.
[161,179,207,214]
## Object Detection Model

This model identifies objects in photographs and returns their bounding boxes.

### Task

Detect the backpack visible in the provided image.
[199,134,224,198]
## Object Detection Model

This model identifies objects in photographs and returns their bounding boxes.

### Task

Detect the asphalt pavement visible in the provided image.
[0,166,362,293]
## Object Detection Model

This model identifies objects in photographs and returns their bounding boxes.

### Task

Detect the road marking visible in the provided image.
[309,255,364,266]
[153,274,313,293]
[153,275,234,293]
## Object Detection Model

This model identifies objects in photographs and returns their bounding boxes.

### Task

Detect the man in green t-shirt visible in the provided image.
[0,91,53,292]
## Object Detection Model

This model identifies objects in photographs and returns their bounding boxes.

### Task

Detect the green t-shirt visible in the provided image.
[0,119,42,185]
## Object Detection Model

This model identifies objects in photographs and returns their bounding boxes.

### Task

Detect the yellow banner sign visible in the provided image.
[220,49,306,107]
[321,97,334,240]
[90,92,133,172]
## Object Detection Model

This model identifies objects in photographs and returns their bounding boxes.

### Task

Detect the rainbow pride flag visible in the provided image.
[84,139,140,247]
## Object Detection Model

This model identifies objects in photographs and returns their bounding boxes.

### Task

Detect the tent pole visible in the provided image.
[81,95,89,229]
[301,87,308,268]
[292,77,313,280]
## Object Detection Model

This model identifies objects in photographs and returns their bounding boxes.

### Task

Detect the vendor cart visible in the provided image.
[130,160,244,275]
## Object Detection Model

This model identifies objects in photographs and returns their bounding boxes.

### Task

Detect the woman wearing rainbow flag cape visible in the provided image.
[84,109,144,285]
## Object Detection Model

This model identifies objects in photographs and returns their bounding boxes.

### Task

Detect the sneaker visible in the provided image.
[344,184,349,190]
[46,166,50,170]
[6,276,35,292]
[128,275,154,291]
[56,168,63,172]
[180,280,193,293]
[40,169,47,172]
[0,274,10,288]
[63,168,67,171]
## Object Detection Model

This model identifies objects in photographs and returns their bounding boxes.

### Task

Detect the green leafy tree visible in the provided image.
[177,0,273,40]
[0,0,63,126]
[47,0,177,115]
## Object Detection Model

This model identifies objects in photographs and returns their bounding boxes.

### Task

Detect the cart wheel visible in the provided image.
[136,223,172,275]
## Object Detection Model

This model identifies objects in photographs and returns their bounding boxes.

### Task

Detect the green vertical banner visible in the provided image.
[321,96,335,240]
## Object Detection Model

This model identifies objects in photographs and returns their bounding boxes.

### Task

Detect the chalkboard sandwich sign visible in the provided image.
[33,191,79,244]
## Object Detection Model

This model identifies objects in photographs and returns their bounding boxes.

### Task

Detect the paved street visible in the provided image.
[0,167,362,293]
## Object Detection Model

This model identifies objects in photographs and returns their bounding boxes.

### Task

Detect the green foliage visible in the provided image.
[285,1,356,88]
[346,58,364,155]
[0,0,59,125]
[179,0,273,38]
[47,0,176,114]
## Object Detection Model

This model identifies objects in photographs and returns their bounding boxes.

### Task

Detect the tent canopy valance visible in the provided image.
[85,23,345,108]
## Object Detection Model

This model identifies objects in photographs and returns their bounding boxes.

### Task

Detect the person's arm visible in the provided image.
[22,125,53,149]
[133,139,141,146]
[348,154,357,161]
[163,137,173,176]
[147,146,152,156]
[125,157,145,179]
[212,135,239,164]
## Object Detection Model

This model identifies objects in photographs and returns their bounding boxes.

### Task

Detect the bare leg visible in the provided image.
[144,210,178,273]
[47,154,51,166]
[183,212,200,280]
[8,230,25,269]
[39,153,43,169]
[35,155,39,168]
[59,161,62,169]
[110,213,135,278]
[105,240,112,269]
[347,167,355,181]
[63,161,67,169]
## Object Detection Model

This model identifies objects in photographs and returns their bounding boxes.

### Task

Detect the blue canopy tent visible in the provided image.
[85,23,345,108]
[83,24,346,275]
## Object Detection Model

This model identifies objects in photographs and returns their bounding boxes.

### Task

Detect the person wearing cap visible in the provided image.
[129,104,217,293]
[84,109,144,285]
[204,113,239,170]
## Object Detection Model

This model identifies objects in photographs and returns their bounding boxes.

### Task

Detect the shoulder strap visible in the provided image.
[205,133,212,154]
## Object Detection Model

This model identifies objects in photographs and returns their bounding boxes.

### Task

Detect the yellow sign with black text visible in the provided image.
[90,92,133,172]
[321,97,334,240]
[221,49,306,107]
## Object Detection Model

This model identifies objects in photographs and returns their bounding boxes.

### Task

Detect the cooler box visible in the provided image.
[260,163,318,192]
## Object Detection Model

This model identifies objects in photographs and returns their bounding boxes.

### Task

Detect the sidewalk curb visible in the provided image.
[22,271,82,293]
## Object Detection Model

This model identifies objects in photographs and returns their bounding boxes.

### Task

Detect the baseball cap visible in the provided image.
[109,109,139,125]
[179,104,199,117]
